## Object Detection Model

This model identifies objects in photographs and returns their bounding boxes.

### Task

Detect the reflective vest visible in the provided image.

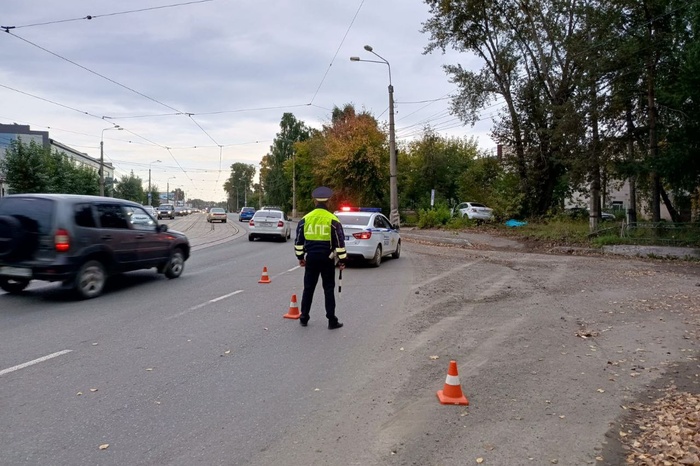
[303,209,338,241]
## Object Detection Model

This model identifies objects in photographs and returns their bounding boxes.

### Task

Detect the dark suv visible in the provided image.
[0,194,190,299]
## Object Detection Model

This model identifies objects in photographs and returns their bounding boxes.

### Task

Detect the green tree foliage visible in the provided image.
[223,163,256,210]
[114,171,145,202]
[260,113,310,210]
[400,130,478,209]
[0,138,99,195]
[422,0,699,223]
[314,104,388,209]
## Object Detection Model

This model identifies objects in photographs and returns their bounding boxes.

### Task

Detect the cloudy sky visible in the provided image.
[1,0,497,202]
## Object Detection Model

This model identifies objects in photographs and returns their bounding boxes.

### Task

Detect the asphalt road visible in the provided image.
[1,214,698,466]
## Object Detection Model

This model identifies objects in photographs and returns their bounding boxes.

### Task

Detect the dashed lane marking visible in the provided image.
[166,290,244,320]
[0,350,73,377]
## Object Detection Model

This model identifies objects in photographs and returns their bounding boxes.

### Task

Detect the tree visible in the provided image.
[114,171,145,202]
[0,138,99,195]
[0,138,52,193]
[223,163,256,210]
[260,113,311,210]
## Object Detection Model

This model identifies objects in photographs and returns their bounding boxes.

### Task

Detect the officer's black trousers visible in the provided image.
[300,254,337,322]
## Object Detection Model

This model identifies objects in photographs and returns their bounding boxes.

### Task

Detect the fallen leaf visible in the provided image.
[98,444,109,450]
[476,458,484,464]
[429,355,439,360]
[76,392,83,396]
[597,389,605,393]
[146,368,153,371]
[90,388,98,392]
[224,350,231,355]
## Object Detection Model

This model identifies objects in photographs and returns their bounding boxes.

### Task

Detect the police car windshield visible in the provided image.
[336,214,371,226]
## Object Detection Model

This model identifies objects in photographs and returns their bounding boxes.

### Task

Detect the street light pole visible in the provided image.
[100,125,122,197]
[148,160,161,206]
[350,45,399,227]
[167,176,176,203]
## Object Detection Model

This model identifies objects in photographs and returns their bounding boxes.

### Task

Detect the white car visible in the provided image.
[334,208,400,267]
[453,202,494,221]
[248,209,291,242]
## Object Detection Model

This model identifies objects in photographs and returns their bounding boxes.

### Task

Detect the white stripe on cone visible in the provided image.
[445,374,461,385]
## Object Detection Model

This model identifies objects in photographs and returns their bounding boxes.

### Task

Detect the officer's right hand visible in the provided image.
[337,262,345,270]
[299,259,306,267]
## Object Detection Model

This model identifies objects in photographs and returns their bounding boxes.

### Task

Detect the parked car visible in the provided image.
[207,207,227,223]
[239,206,256,222]
[157,203,175,220]
[453,202,494,222]
[335,208,401,267]
[0,194,190,299]
[248,209,291,242]
[566,207,616,221]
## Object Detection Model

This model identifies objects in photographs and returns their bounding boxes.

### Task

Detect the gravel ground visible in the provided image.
[401,227,699,466]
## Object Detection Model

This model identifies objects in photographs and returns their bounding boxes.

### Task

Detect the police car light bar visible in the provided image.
[338,206,382,213]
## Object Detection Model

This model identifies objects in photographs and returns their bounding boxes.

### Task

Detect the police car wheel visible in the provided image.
[391,240,401,259]
[370,245,382,267]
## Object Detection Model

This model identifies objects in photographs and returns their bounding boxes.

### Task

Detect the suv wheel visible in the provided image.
[0,277,30,294]
[74,260,106,299]
[164,249,185,279]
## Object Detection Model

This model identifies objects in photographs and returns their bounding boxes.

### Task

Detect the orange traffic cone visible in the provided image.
[436,360,469,405]
[283,294,301,319]
[258,266,271,284]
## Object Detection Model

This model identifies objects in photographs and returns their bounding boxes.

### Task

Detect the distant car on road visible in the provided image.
[452,202,494,222]
[335,207,400,267]
[207,207,227,223]
[248,209,291,242]
[157,204,175,220]
[239,206,256,222]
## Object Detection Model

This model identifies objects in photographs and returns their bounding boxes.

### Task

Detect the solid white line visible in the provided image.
[287,265,301,272]
[0,349,72,377]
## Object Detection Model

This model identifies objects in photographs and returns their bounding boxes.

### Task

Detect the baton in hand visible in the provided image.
[338,268,342,293]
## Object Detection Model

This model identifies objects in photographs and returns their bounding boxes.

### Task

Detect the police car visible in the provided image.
[334,207,400,267]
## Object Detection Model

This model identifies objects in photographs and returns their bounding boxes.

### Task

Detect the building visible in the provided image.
[0,124,114,197]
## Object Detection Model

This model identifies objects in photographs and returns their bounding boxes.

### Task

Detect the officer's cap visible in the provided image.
[312,186,333,201]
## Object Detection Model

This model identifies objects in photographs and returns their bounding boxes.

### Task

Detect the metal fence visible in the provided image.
[611,222,700,247]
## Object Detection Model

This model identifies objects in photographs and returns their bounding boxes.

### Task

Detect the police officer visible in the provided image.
[294,186,347,329]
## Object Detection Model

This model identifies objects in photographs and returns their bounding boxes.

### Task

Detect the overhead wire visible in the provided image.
[1,0,215,30]
[308,0,365,105]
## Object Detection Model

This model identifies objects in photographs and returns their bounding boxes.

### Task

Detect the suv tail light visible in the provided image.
[353,231,372,240]
[249,220,254,226]
[277,221,284,227]
[55,228,70,252]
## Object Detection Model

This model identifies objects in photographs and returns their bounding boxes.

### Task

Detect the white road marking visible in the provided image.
[287,265,301,272]
[0,349,72,377]
[167,290,244,320]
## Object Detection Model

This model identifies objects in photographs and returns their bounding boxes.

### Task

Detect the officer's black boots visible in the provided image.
[300,317,308,327]
[328,319,343,330]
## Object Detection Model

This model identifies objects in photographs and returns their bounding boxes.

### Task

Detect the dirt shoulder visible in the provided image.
[401,227,700,466]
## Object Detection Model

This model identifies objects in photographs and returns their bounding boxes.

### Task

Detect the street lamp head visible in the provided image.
[350,56,360,61]
[364,45,373,52]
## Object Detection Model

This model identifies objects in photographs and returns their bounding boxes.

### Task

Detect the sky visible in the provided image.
[1,0,498,202]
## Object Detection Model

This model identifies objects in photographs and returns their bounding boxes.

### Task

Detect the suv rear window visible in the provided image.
[0,197,55,235]
[159,204,174,210]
